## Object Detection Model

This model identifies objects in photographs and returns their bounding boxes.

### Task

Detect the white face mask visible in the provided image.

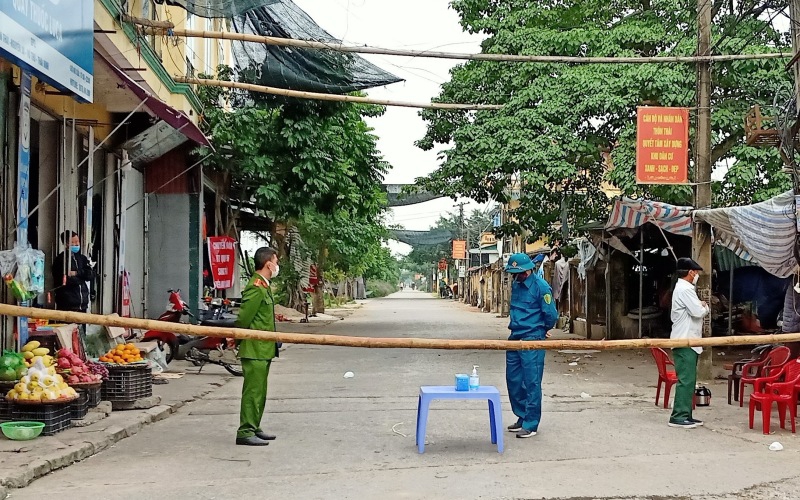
[271,264,280,278]
[691,273,699,285]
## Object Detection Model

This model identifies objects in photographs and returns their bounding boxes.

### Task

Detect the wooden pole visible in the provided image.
[694,0,714,380]
[173,77,503,110]
[133,23,790,65]
[2,303,800,351]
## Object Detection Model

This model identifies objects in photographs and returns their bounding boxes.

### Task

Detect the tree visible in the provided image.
[197,67,391,312]
[417,0,792,241]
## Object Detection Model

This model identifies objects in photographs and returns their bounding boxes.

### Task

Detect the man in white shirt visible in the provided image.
[669,257,710,429]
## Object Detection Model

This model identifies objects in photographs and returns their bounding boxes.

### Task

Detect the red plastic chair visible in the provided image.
[651,348,678,408]
[728,346,772,404]
[748,360,800,434]
[739,346,791,407]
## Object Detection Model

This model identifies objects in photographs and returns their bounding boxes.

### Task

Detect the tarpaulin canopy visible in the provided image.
[695,191,797,278]
[156,0,278,17]
[606,197,693,236]
[160,0,402,94]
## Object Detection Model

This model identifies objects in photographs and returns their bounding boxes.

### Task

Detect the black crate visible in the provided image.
[26,334,59,354]
[11,402,72,436]
[0,398,12,421]
[79,385,102,408]
[70,392,89,420]
[101,366,152,402]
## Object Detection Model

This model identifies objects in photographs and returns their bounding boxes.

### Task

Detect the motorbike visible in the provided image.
[142,290,243,376]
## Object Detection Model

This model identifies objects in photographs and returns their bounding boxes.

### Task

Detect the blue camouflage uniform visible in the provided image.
[507,267,559,432]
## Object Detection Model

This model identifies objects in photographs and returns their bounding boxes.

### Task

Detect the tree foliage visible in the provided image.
[417,0,793,241]
[197,67,393,310]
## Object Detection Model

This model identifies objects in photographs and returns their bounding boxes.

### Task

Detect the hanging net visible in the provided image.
[156,0,280,18]
[156,0,402,93]
[390,229,454,246]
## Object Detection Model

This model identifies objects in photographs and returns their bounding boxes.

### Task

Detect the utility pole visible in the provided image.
[792,0,800,103]
[694,0,713,380]
[455,201,467,299]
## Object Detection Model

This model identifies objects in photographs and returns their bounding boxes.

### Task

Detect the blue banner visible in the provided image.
[16,70,31,347]
[0,0,94,102]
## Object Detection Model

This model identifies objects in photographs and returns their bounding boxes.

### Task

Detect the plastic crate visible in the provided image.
[70,392,89,420]
[79,385,102,408]
[11,402,72,436]
[0,398,12,421]
[26,334,59,354]
[101,366,152,402]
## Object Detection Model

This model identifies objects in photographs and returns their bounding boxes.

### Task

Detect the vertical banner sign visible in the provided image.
[207,236,236,289]
[636,107,690,184]
[121,271,131,317]
[452,239,467,260]
[17,71,30,245]
[16,70,31,347]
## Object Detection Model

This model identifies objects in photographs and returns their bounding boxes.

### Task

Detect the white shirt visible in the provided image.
[670,278,710,354]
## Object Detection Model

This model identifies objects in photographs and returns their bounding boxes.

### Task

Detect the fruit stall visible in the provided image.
[1,337,154,440]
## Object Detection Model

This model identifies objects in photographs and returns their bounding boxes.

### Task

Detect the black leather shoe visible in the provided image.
[255,430,277,441]
[236,436,270,446]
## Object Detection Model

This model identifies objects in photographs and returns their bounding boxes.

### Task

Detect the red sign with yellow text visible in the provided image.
[636,107,689,184]
[452,239,467,260]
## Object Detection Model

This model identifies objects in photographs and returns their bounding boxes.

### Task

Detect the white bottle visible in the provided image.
[469,365,480,391]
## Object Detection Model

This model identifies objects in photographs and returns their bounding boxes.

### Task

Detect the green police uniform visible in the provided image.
[236,273,277,439]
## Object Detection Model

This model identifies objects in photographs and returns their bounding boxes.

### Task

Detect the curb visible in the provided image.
[0,385,219,491]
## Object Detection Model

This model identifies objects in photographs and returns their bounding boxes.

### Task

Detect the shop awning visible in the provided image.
[606,198,693,236]
[107,63,211,147]
[695,191,796,278]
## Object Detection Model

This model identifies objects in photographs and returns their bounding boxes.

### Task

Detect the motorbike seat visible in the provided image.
[201,318,237,328]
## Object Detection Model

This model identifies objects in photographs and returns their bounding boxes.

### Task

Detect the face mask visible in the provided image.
[515,273,527,283]
[70,245,80,254]
[691,273,699,285]
[271,264,280,278]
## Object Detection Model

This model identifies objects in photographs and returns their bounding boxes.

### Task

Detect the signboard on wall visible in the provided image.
[0,0,94,102]
[207,236,236,289]
[636,107,689,184]
[452,239,467,260]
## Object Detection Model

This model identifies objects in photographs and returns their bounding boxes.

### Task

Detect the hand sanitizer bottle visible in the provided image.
[469,365,480,391]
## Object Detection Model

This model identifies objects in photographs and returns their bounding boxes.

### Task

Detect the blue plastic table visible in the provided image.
[415,385,504,453]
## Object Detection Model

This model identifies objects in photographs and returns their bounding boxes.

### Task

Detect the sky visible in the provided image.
[292,0,489,254]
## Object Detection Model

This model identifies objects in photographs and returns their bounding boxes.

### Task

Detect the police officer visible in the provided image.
[235,247,279,446]
[504,253,559,438]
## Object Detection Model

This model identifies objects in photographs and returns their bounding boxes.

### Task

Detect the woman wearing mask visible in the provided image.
[52,230,93,313]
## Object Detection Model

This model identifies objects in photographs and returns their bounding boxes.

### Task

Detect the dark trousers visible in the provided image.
[670,348,698,422]
[506,349,545,431]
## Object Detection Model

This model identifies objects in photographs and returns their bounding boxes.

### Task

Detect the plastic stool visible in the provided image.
[415,385,504,453]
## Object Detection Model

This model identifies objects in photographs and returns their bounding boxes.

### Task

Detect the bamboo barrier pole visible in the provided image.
[1,304,799,351]
[173,77,503,110]
[132,22,790,65]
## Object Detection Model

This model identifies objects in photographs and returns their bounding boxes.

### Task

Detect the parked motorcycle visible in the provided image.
[142,290,243,376]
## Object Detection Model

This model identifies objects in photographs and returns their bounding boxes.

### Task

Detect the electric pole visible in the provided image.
[792,0,800,103]
[455,201,468,299]
[694,0,713,380]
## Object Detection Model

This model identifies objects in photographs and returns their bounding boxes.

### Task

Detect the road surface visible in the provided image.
[12,290,800,499]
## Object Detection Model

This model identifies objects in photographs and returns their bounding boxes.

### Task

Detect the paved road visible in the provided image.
[12,290,800,499]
